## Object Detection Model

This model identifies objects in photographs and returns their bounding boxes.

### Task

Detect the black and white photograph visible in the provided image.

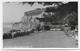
[3,1,78,48]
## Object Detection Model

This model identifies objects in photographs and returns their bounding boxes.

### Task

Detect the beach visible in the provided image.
[3,31,77,48]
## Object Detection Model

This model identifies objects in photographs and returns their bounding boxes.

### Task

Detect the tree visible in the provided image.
[20,2,64,6]
[43,2,78,25]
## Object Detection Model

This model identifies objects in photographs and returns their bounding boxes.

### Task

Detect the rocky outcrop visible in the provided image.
[12,8,44,32]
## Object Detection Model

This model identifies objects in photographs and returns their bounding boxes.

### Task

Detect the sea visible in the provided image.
[3,23,12,33]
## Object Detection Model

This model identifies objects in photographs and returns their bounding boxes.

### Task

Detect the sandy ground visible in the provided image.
[3,31,78,48]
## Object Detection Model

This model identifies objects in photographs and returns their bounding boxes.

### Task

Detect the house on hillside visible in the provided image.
[21,8,45,23]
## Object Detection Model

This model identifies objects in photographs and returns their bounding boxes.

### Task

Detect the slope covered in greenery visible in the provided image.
[43,2,78,25]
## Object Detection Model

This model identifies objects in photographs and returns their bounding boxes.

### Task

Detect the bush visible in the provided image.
[3,32,12,39]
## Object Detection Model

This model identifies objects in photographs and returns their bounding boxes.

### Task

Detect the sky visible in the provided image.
[3,2,44,23]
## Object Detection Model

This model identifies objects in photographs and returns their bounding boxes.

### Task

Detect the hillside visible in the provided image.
[43,2,78,25]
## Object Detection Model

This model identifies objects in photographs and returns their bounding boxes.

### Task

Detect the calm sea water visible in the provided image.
[3,23,12,33]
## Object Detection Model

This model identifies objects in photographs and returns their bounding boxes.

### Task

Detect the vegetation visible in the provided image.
[42,2,78,25]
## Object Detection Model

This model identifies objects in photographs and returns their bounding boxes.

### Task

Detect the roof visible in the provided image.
[24,8,45,16]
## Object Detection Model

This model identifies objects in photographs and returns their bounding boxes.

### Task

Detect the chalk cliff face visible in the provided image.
[12,8,45,31]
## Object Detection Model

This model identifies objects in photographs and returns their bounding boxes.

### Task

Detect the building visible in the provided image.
[22,8,45,23]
